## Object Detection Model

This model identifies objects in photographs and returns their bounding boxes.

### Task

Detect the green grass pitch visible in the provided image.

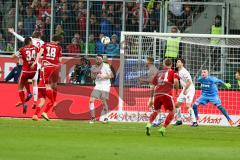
[0,118,239,160]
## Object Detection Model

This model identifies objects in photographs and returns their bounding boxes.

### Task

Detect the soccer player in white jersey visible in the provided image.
[89,54,113,123]
[174,58,198,127]
[8,28,44,109]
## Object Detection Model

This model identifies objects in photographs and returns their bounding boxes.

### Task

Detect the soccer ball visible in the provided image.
[101,36,111,45]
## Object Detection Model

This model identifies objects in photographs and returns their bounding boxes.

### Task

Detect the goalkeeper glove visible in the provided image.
[224,83,231,89]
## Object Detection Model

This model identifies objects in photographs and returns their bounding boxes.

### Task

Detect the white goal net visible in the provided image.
[112,31,240,126]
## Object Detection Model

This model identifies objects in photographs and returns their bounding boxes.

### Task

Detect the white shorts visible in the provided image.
[177,88,195,104]
[91,85,111,100]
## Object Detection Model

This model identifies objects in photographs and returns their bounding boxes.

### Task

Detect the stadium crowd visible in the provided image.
[0,0,204,56]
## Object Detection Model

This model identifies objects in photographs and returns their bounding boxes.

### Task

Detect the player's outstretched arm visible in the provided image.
[11,53,17,59]
[8,28,25,42]
[212,76,231,89]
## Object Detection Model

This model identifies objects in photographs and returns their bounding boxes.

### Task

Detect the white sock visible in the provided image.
[89,102,95,118]
[102,101,109,118]
[188,108,197,123]
[33,86,38,102]
[176,107,182,121]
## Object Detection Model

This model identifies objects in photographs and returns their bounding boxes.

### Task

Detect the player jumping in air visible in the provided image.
[33,35,62,121]
[89,54,113,123]
[146,58,179,136]
[8,28,44,109]
[174,58,198,127]
[17,37,39,114]
[192,69,233,126]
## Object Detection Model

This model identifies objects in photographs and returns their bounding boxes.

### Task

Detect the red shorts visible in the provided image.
[43,66,59,84]
[38,87,46,99]
[154,94,174,111]
[19,71,36,85]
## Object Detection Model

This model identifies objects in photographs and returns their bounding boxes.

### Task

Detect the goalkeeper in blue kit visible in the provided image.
[192,69,233,126]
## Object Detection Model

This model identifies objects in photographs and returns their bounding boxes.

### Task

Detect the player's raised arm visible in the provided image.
[11,53,17,59]
[8,28,25,42]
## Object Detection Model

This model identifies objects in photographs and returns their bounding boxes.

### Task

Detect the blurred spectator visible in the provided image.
[5,8,15,29]
[210,15,222,71]
[100,12,112,37]
[169,0,183,26]
[132,2,149,30]
[169,0,183,17]
[67,37,81,54]
[81,34,96,55]
[70,57,92,85]
[24,6,36,37]
[211,15,222,44]
[0,33,6,51]
[37,0,51,20]
[149,2,161,30]
[89,14,100,39]
[73,33,82,44]
[105,34,120,56]
[126,5,139,32]
[44,16,51,41]
[55,24,64,37]
[55,0,75,45]
[5,41,14,52]
[107,4,115,17]
[164,26,182,70]
[74,1,86,40]
[31,0,41,9]
[17,21,25,48]
[35,19,45,36]
[95,33,105,54]
[178,4,192,32]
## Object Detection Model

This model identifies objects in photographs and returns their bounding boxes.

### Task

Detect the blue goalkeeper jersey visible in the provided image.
[198,76,225,97]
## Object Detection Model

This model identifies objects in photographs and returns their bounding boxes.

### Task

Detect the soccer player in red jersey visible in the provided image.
[146,58,179,136]
[17,37,39,114]
[8,28,45,108]
[33,35,62,120]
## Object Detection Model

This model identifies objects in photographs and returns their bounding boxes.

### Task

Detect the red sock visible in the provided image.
[149,111,158,123]
[19,90,25,104]
[35,107,41,116]
[44,102,53,113]
[163,111,174,128]
[46,89,54,104]
[24,82,31,95]
[53,88,57,102]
